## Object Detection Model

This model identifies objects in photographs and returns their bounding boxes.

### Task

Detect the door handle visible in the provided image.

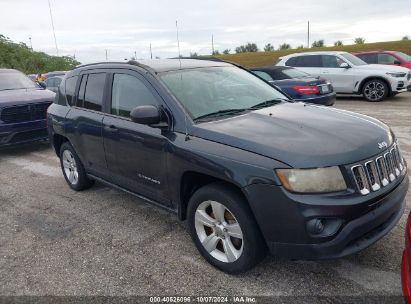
[104,125,119,133]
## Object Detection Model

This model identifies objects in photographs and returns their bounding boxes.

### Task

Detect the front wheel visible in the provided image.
[187,183,266,274]
[362,79,388,102]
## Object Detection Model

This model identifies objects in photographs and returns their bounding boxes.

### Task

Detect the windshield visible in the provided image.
[395,52,411,62]
[159,66,288,120]
[340,53,367,66]
[282,68,310,78]
[0,72,38,91]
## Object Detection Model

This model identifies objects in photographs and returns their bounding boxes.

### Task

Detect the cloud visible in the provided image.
[0,0,410,63]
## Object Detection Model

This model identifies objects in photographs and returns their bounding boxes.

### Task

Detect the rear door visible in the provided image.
[102,69,171,206]
[65,70,110,180]
[319,55,356,93]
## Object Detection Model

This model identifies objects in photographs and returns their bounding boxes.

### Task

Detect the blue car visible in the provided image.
[0,69,55,147]
[251,66,336,106]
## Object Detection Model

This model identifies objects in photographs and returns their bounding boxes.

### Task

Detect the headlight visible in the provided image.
[276,167,347,193]
[386,72,406,78]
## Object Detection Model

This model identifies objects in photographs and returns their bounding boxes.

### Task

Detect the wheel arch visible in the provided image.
[52,133,69,157]
[179,171,250,221]
[357,76,392,95]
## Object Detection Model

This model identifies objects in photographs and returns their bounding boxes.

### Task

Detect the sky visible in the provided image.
[1,0,410,63]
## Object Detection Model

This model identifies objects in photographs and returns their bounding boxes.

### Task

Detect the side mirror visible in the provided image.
[38,81,46,89]
[130,105,167,128]
[394,60,401,65]
[339,62,350,69]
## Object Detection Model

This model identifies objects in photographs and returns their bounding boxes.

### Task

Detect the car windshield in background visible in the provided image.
[0,72,38,91]
[340,53,367,66]
[159,66,288,121]
[282,68,311,78]
[395,52,411,62]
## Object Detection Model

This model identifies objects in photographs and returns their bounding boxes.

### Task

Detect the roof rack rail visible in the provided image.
[169,56,243,67]
[75,60,157,75]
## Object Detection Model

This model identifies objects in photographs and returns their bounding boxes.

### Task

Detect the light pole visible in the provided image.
[29,37,33,50]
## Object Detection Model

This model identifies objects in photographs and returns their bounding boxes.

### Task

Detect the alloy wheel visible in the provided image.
[364,81,385,101]
[194,200,244,263]
[62,150,79,185]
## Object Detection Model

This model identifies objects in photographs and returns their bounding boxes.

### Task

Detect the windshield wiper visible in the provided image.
[194,108,249,122]
[248,98,287,110]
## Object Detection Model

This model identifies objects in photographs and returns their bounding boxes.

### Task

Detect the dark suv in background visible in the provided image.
[48,59,408,273]
[0,69,55,147]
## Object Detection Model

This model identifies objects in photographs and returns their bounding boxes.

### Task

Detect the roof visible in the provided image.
[352,50,396,54]
[76,59,232,73]
[0,68,20,73]
[280,51,349,58]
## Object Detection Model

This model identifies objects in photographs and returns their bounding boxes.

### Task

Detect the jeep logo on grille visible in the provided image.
[378,141,388,149]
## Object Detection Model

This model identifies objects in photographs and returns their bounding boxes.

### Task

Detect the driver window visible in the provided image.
[111,74,158,118]
[321,55,344,68]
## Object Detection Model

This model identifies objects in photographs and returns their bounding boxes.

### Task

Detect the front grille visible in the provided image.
[408,72,411,81]
[0,102,51,123]
[351,143,406,195]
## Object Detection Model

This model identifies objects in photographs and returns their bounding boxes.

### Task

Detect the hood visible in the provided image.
[0,88,55,108]
[355,64,410,73]
[191,102,393,168]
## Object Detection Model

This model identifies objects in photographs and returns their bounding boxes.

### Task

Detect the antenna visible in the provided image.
[47,0,59,55]
[176,20,182,69]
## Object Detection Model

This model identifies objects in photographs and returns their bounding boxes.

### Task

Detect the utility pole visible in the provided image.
[134,51,137,60]
[150,43,153,59]
[29,37,33,50]
[211,34,215,55]
[307,21,310,48]
[105,49,108,60]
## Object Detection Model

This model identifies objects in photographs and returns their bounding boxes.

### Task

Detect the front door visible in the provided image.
[102,71,171,206]
[320,55,356,93]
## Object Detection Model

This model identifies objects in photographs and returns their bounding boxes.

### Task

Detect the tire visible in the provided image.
[187,183,266,274]
[362,79,388,102]
[59,142,94,191]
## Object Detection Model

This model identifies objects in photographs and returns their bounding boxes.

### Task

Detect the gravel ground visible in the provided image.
[0,92,410,301]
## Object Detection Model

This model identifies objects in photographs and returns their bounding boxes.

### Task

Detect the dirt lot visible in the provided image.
[0,92,410,300]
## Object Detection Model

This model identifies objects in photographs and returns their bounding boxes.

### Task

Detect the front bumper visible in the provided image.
[0,119,48,147]
[244,173,408,260]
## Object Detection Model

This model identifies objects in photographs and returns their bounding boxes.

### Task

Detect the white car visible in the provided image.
[276,51,411,101]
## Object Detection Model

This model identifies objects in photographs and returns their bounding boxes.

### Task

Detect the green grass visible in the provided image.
[217,40,411,68]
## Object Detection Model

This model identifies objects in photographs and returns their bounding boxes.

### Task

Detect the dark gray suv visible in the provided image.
[47,59,408,273]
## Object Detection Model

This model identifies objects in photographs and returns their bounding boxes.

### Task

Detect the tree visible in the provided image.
[0,34,80,74]
[402,36,409,40]
[278,43,291,50]
[264,43,274,52]
[223,49,230,54]
[296,45,304,49]
[190,52,198,57]
[212,50,220,56]
[354,37,365,44]
[311,40,325,48]
[334,40,343,46]
[235,42,259,53]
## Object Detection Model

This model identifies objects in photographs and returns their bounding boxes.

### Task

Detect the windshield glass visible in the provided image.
[340,53,367,66]
[395,52,411,62]
[282,68,310,78]
[0,72,38,91]
[159,66,288,120]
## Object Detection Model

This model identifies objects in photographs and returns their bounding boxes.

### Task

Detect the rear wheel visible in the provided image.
[362,79,388,102]
[59,142,94,191]
[187,183,266,274]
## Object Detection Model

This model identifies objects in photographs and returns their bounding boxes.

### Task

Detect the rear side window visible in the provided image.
[111,73,158,118]
[287,55,322,67]
[252,71,273,82]
[82,73,106,111]
[357,54,377,64]
[65,76,78,105]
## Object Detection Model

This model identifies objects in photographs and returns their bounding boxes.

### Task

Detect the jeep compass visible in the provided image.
[47,59,408,274]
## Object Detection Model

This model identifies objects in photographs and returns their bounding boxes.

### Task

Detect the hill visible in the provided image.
[0,34,80,74]
[218,40,411,67]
